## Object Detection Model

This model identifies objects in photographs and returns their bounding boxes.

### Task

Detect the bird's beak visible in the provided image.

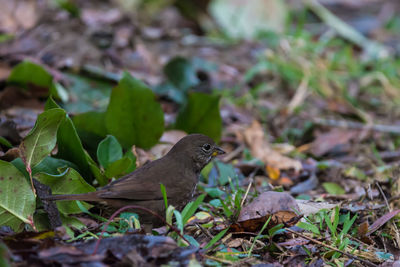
[212,146,226,157]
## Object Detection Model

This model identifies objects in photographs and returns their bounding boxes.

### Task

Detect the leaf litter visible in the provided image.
[1,0,400,266]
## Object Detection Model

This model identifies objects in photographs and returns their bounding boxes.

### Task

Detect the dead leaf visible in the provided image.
[81,8,122,26]
[0,147,20,161]
[0,0,39,33]
[159,130,187,144]
[232,191,302,233]
[266,165,280,180]
[242,121,302,172]
[367,209,400,235]
[296,200,337,217]
[309,128,359,157]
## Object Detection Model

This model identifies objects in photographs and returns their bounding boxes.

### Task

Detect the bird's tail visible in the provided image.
[41,191,99,202]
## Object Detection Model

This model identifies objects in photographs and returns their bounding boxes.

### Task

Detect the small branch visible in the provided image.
[92,205,189,255]
[313,118,400,135]
[285,228,378,267]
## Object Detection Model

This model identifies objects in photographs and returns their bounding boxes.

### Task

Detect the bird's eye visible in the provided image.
[202,143,211,151]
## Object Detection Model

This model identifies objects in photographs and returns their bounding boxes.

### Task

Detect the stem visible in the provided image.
[92,205,189,255]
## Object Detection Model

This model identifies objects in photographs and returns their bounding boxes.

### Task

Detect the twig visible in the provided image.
[240,180,252,208]
[195,223,214,241]
[222,144,244,162]
[285,228,378,267]
[313,118,400,135]
[375,182,390,211]
[376,182,400,247]
[92,205,189,255]
[287,75,309,115]
[304,0,389,59]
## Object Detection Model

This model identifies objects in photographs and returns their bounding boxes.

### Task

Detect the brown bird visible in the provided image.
[42,134,225,226]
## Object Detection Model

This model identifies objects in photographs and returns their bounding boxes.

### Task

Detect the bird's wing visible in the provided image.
[97,158,186,200]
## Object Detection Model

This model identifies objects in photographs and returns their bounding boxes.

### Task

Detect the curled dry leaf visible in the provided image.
[242,121,302,172]
[231,191,302,233]
[309,128,359,157]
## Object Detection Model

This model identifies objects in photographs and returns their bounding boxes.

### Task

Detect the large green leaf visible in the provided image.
[8,61,53,88]
[35,168,95,214]
[175,92,222,142]
[45,97,92,180]
[12,157,78,178]
[105,72,164,149]
[163,57,199,91]
[0,160,36,231]
[62,73,114,113]
[20,109,66,169]
[72,111,108,153]
[97,135,122,169]
[57,117,92,180]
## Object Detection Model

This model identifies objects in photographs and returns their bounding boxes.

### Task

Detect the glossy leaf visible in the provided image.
[105,72,164,149]
[104,157,132,178]
[20,109,66,169]
[8,61,52,88]
[35,168,95,214]
[0,160,36,231]
[175,92,222,142]
[97,135,123,169]
[163,57,199,90]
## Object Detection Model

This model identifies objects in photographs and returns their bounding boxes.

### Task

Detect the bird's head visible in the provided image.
[168,134,225,172]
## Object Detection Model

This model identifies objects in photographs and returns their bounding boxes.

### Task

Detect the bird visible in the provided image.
[42,134,225,227]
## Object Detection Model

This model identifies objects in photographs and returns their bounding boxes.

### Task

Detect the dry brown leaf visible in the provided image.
[309,128,359,157]
[243,121,302,171]
[231,191,302,233]
[0,0,39,33]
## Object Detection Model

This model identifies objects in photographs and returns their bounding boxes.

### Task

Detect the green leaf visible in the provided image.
[322,182,345,195]
[160,184,168,210]
[0,160,36,231]
[215,161,237,186]
[204,228,229,250]
[11,157,78,178]
[123,150,137,173]
[50,82,69,102]
[20,109,66,169]
[86,153,108,186]
[35,168,95,214]
[45,96,60,110]
[297,221,320,235]
[97,135,123,169]
[204,187,225,198]
[0,137,12,148]
[45,97,92,180]
[181,194,205,225]
[105,72,164,149]
[0,240,12,267]
[104,157,132,178]
[174,210,184,231]
[54,0,80,17]
[62,73,114,113]
[72,111,107,153]
[8,61,53,88]
[163,57,199,90]
[175,92,222,142]
[57,117,92,180]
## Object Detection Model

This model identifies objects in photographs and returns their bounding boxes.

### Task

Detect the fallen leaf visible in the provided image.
[242,121,302,171]
[296,200,337,217]
[232,191,302,233]
[309,128,359,157]
[266,165,280,180]
[0,0,39,33]
[367,209,400,236]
